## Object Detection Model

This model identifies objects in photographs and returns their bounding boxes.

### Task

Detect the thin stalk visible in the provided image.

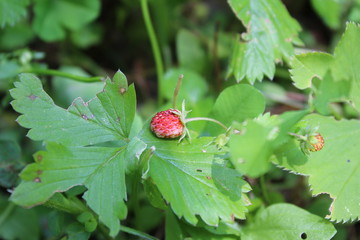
[185,117,228,131]
[140,0,165,106]
[288,132,307,141]
[260,175,271,205]
[120,225,159,240]
[0,202,16,227]
[25,68,104,82]
[172,74,184,109]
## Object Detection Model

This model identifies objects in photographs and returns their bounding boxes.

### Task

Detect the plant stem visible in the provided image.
[185,117,228,130]
[0,202,16,227]
[260,175,271,205]
[25,68,104,82]
[172,74,184,109]
[120,225,159,240]
[140,0,165,106]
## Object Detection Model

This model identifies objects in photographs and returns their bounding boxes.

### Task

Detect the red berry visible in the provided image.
[150,109,184,139]
[309,133,324,152]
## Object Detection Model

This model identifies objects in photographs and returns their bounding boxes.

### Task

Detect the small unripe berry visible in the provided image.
[309,133,324,152]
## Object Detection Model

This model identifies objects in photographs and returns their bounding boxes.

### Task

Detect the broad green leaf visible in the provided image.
[314,72,351,115]
[33,0,100,41]
[241,203,336,240]
[273,114,360,222]
[227,0,302,83]
[11,143,127,237]
[10,73,135,146]
[229,117,275,178]
[10,71,137,236]
[140,127,251,226]
[311,0,347,29]
[290,22,360,113]
[290,52,333,89]
[229,110,308,178]
[331,22,360,109]
[204,84,265,135]
[0,0,29,27]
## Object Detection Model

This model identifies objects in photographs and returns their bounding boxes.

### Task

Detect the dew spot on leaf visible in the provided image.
[81,114,88,120]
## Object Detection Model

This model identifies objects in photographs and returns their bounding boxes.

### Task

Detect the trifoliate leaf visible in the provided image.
[10,72,137,237]
[204,84,265,135]
[0,0,29,28]
[139,127,251,227]
[289,52,333,90]
[241,203,336,240]
[33,0,100,41]
[273,114,360,222]
[10,73,135,146]
[227,0,302,83]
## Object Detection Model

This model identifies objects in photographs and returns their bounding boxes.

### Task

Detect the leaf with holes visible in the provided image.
[273,114,360,222]
[10,71,138,237]
[227,0,302,83]
[139,125,251,226]
[241,203,336,240]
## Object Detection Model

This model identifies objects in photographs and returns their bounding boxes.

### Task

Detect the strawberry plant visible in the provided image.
[1,0,360,239]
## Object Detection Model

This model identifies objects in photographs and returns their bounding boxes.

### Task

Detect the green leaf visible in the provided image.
[289,52,334,90]
[273,114,360,222]
[0,0,29,28]
[176,29,207,74]
[10,72,137,236]
[241,203,336,240]
[311,0,347,29]
[33,0,100,41]
[11,143,127,237]
[290,22,360,113]
[227,0,302,83]
[10,73,135,146]
[229,110,308,178]
[140,127,251,227]
[229,117,275,178]
[204,84,265,135]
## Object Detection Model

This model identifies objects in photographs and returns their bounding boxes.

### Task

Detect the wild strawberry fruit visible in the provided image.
[150,109,184,138]
[308,133,324,152]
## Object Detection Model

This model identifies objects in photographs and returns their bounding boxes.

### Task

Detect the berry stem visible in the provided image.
[140,0,165,106]
[25,68,104,82]
[172,74,184,109]
[288,132,307,141]
[185,117,228,131]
